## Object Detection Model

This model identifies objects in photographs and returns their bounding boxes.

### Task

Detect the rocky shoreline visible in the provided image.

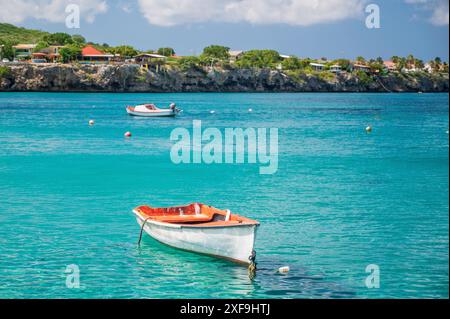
[0,64,448,93]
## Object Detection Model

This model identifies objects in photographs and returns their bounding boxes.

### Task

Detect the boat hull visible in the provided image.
[134,210,258,264]
[126,108,177,117]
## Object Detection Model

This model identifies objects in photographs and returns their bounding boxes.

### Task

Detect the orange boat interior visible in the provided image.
[128,104,158,112]
[135,203,258,227]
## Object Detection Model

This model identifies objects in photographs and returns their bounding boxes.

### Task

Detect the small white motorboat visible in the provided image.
[133,203,259,264]
[126,103,182,117]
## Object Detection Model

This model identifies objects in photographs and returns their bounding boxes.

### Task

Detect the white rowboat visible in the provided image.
[133,203,259,264]
[126,103,182,117]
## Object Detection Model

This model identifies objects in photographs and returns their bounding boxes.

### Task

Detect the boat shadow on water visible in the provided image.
[135,236,356,299]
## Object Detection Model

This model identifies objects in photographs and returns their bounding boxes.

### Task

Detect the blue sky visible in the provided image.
[1,0,448,61]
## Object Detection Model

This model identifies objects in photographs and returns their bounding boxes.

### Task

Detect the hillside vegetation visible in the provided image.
[0,23,448,83]
[0,23,49,44]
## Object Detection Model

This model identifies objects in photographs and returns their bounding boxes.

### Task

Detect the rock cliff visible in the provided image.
[0,64,448,93]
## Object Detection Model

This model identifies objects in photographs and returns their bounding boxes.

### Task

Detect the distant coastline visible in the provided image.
[1,23,449,93]
[0,63,448,93]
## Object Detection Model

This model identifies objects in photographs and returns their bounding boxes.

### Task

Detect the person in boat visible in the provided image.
[170,103,177,111]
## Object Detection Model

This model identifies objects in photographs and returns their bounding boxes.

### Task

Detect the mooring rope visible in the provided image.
[248,250,257,280]
[137,217,152,246]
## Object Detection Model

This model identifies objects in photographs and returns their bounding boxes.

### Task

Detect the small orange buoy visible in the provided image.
[89,120,95,126]
[124,131,132,138]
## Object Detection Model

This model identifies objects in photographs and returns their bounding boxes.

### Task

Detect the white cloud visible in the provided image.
[137,0,367,27]
[0,0,108,24]
[405,0,449,26]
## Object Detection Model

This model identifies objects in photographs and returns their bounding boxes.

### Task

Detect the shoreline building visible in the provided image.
[80,45,114,64]
[383,61,397,72]
[134,53,167,71]
[13,44,37,59]
[31,46,64,63]
[310,62,326,72]
[330,64,343,73]
[352,63,371,72]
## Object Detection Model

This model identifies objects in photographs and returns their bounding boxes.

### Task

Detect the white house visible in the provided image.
[310,62,326,72]
[352,63,370,72]
[330,64,342,73]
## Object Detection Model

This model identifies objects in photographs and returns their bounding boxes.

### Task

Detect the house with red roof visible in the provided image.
[80,45,114,64]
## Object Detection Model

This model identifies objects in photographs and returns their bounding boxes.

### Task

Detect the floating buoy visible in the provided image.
[278,266,290,274]
[366,126,373,133]
[248,108,253,112]
[124,131,132,138]
[210,110,216,114]
[89,120,95,126]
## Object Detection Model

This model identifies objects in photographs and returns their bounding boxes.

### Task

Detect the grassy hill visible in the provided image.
[0,23,49,44]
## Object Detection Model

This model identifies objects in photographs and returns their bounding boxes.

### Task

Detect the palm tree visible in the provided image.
[414,59,424,70]
[406,54,415,69]
[397,57,407,72]
[433,57,442,72]
[391,56,400,64]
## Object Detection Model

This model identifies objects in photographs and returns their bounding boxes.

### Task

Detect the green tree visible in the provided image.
[355,56,366,64]
[0,41,14,60]
[415,59,424,70]
[33,40,49,53]
[368,59,384,73]
[429,57,442,72]
[43,32,73,45]
[397,57,407,71]
[0,65,11,78]
[111,45,138,58]
[281,56,303,70]
[202,45,230,60]
[178,56,201,70]
[59,44,81,63]
[406,54,415,68]
[333,59,352,71]
[391,56,400,64]
[157,47,175,57]
[236,50,281,68]
[432,57,442,72]
[71,34,86,45]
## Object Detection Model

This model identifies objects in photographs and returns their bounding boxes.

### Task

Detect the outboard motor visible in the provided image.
[170,102,182,115]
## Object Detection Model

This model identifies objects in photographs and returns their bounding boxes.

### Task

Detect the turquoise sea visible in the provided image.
[0,92,448,299]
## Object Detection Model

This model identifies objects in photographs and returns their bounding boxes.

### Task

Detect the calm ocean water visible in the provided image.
[0,92,448,299]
